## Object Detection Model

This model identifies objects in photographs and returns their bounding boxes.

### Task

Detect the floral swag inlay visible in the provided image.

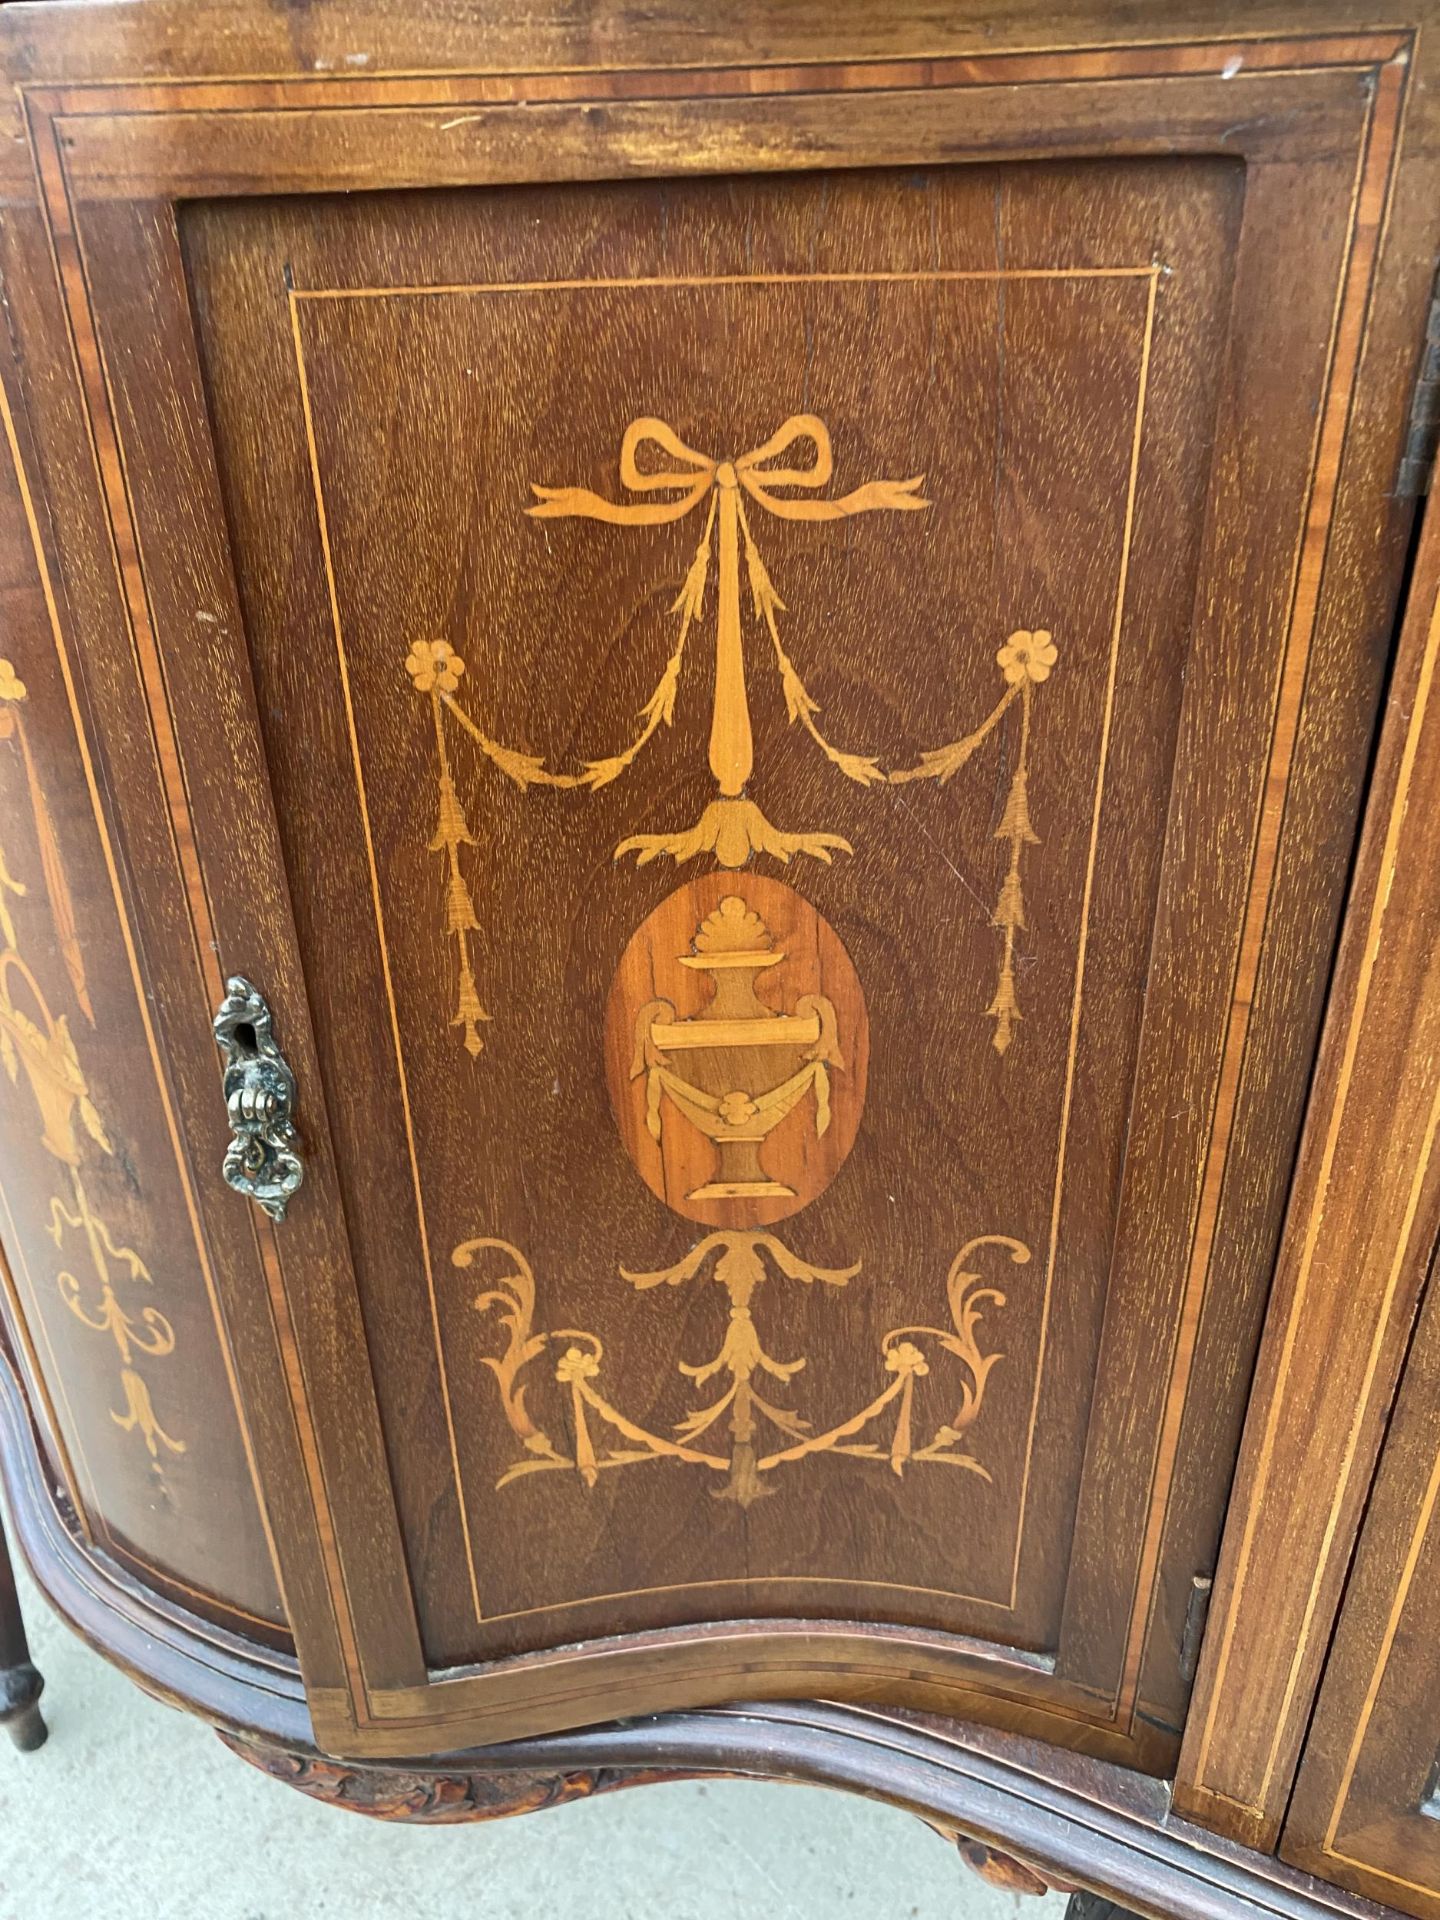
[400,411,1059,1059]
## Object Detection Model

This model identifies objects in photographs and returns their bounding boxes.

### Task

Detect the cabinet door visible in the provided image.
[1284,1272,1440,1918]
[3,10,1433,1765]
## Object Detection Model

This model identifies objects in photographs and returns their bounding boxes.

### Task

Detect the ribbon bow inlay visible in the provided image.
[529,417,928,839]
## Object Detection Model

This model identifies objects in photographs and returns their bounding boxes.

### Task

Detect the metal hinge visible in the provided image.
[1179,1573,1214,1683]
[1396,267,1440,497]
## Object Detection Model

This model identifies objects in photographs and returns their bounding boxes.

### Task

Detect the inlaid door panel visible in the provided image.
[15,28,1427,1763]
[180,159,1232,1672]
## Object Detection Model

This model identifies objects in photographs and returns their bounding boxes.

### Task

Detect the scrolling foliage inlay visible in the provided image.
[0,660,184,1472]
[459,1229,1026,1509]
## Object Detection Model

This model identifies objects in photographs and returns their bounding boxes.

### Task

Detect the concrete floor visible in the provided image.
[0,1546,1067,1920]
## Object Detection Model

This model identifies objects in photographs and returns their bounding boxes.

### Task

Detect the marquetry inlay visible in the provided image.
[0,659,184,1472]
[604,875,866,1228]
[459,1227,1026,1509]
[403,409,1057,1058]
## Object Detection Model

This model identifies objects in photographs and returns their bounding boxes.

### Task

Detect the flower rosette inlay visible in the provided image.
[405,638,467,695]
[997,628,1057,685]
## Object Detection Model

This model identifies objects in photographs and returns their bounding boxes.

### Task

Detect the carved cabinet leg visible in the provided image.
[952,1835,1058,1897]
[0,1506,46,1752]
[1066,1893,1148,1920]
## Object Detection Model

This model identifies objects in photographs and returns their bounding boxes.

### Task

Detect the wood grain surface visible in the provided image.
[1282,1264,1440,1917]
[0,1339,1401,1917]
[603,874,869,1226]
[1176,459,1440,1854]
[179,159,1233,1674]
[0,0,1433,1785]
[0,251,287,1643]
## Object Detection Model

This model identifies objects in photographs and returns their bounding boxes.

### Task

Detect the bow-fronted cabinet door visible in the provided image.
[3,4,1437,1765]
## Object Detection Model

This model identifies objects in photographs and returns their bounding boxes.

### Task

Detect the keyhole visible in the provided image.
[232,1020,258,1056]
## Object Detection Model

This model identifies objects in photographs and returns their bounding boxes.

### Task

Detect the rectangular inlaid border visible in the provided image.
[290,260,1158,1630]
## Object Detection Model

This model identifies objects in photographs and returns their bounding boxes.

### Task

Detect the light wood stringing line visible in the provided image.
[1320,1421,1440,1891]
[295,268,1161,301]
[303,263,1155,1634]
[1010,266,1159,1611]
[21,33,1410,101]
[1201,447,1440,1805]
[288,289,484,1631]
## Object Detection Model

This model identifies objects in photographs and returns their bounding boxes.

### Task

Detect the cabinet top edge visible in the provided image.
[0,1,1425,93]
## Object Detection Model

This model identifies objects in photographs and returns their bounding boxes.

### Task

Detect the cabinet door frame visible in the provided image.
[0,5,1432,1761]
[1177,381,1440,1851]
[1270,473,1440,1914]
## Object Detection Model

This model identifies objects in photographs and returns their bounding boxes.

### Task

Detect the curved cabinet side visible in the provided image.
[0,301,286,1644]
[0,1355,307,1739]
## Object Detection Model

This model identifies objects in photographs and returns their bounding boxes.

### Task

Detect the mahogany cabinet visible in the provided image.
[2,4,1440,1917]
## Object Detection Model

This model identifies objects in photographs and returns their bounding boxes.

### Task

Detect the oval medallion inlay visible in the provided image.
[604,874,868,1226]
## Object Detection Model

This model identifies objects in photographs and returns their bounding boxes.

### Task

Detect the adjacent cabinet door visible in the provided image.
[1284,1269,1440,1919]
[2,11,1437,1768]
